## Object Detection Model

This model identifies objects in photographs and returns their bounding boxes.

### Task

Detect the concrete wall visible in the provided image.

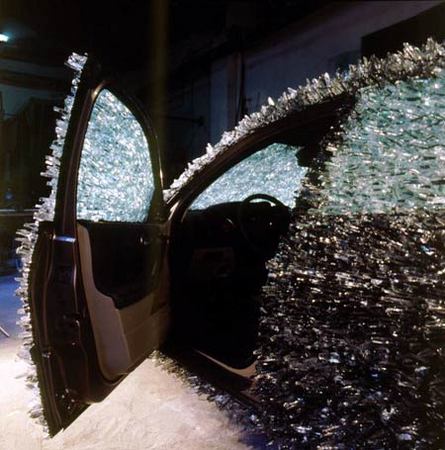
[0,59,68,117]
[0,85,62,118]
[167,1,443,164]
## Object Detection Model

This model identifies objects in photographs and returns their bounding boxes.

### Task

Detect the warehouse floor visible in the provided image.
[0,276,258,450]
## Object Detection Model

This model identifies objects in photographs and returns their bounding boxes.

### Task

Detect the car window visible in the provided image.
[317,72,445,215]
[76,89,154,222]
[190,143,306,210]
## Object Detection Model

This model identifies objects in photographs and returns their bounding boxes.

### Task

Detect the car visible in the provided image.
[17,39,445,447]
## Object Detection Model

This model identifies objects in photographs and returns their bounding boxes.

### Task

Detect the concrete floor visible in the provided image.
[0,275,258,450]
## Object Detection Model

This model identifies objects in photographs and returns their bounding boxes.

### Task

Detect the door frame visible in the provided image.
[29,57,169,435]
[55,58,167,238]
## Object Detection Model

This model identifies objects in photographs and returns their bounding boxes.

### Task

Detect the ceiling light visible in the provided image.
[0,34,10,43]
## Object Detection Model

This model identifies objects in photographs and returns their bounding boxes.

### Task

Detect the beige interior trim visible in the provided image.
[196,350,257,378]
[77,224,170,381]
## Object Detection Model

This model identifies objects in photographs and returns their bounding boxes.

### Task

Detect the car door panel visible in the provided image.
[77,222,170,380]
[77,221,163,309]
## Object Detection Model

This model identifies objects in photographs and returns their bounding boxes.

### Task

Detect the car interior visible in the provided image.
[167,99,355,375]
[171,193,291,370]
[168,143,314,372]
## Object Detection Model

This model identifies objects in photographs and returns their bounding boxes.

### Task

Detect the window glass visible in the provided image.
[318,72,445,214]
[190,143,306,210]
[76,89,154,222]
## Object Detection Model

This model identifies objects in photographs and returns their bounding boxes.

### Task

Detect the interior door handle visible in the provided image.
[139,235,151,246]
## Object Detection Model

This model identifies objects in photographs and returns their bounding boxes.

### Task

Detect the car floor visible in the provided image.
[0,275,257,450]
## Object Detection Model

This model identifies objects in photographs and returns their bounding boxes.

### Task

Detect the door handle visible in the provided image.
[139,235,151,246]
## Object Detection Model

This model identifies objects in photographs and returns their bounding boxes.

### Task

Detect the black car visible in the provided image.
[17,39,445,447]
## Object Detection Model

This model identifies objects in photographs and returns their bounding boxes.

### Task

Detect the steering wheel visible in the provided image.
[237,193,290,256]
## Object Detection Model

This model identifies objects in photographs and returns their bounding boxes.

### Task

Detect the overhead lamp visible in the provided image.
[0,33,10,43]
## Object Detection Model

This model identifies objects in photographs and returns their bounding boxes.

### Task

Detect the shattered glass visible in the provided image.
[15,53,87,434]
[15,40,445,444]
[77,89,153,222]
[191,143,306,210]
[255,57,445,447]
[164,39,445,203]
[319,72,445,215]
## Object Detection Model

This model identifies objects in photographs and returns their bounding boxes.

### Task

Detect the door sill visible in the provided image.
[195,350,256,378]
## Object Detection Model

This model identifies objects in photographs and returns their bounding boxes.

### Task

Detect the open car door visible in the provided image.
[17,55,170,435]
